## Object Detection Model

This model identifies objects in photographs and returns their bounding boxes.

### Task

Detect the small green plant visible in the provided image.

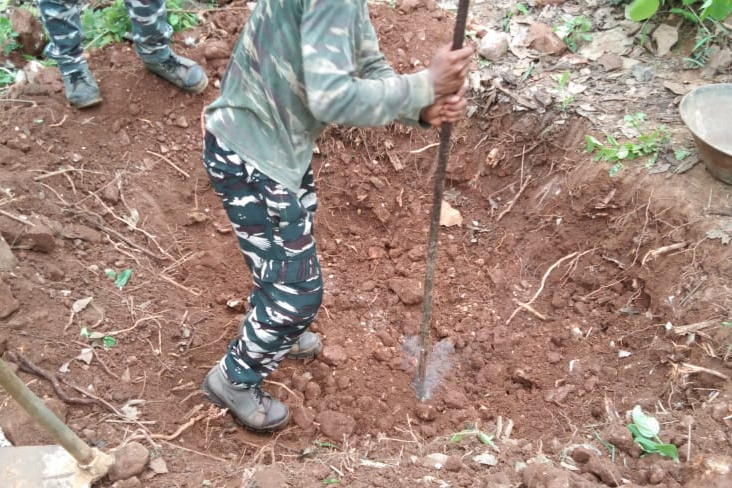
[626,0,732,23]
[553,72,574,112]
[82,0,201,49]
[627,405,679,462]
[585,112,670,176]
[450,427,498,449]
[0,16,21,56]
[0,65,17,91]
[105,268,133,289]
[501,3,530,31]
[554,15,592,52]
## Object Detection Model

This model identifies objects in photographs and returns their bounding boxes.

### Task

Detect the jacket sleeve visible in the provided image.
[301,0,434,127]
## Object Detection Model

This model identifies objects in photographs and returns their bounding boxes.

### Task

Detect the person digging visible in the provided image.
[38,0,208,108]
[200,0,473,432]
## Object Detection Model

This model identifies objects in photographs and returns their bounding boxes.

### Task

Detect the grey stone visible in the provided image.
[0,235,17,271]
[478,30,510,62]
[108,442,149,482]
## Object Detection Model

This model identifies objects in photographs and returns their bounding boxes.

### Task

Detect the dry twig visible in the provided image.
[146,150,191,179]
[506,249,594,324]
[496,175,532,222]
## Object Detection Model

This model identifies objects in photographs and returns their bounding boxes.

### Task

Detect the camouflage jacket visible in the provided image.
[203,0,434,192]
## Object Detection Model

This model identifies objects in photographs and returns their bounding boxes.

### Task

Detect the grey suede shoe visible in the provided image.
[286,331,323,359]
[143,52,208,93]
[202,365,289,432]
[62,65,102,108]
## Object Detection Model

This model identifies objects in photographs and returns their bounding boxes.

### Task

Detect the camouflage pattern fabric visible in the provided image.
[38,0,172,75]
[203,131,323,387]
[203,0,434,193]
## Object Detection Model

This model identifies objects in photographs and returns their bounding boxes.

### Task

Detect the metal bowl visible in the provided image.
[680,83,732,184]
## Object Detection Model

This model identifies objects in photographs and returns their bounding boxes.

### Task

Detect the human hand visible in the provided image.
[427,43,473,96]
[420,84,468,127]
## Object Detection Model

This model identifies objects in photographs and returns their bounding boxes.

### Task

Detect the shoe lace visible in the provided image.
[68,70,88,88]
[160,55,182,72]
[251,386,265,404]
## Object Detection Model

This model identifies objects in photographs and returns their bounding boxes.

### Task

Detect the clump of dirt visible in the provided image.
[1,2,731,487]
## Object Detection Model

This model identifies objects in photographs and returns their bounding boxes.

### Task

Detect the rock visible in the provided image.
[102,183,121,203]
[397,0,432,13]
[11,8,45,57]
[439,200,463,227]
[443,389,467,409]
[598,52,623,71]
[108,442,149,482]
[488,268,506,289]
[707,46,732,72]
[292,406,315,430]
[478,30,510,62]
[652,24,678,57]
[523,463,599,488]
[544,384,576,405]
[112,477,142,488]
[0,235,17,271]
[242,467,286,488]
[204,40,231,60]
[546,351,561,364]
[415,403,436,421]
[422,452,449,469]
[473,452,498,466]
[602,422,639,456]
[315,411,355,441]
[320,345,347,367]
[631,63,654,83]
[579,27,633,61]
[0,397,67,445]
[174,116,189,128]
[62,224,102,243]
[527,23,567,56]
[582,454,622,486]
[0,279,19,319]
[304,381,321,401]
[387,278,423,305]
[444,455,463,472]
[684,455,732,488]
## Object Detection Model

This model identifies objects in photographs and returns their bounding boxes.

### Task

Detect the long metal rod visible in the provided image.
[415,0,471,401]
[0,356,95,464]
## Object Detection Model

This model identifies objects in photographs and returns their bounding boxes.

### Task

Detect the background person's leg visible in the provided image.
[124,0,208,92]
[38,0,102,107]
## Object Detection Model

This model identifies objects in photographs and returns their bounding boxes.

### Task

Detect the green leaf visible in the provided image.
[104,268,117,279]
[625,0,660,21]
[450,433,465,442]
[669,7,700,22]
[314,440,338,449]
[80,326,91,339]
[631,405,660,438]
[705,0,732,20]
[102,336,117,348]
[477,431,497,448]
[114,268,133,289]
[654,443,680,462]
[516,2,529,15]
[323,478,341,485]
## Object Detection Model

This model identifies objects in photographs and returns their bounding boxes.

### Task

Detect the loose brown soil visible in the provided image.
[1,3,731,488]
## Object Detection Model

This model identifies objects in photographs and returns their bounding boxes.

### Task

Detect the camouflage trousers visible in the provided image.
[203,131,323,387]
[38,0,172,75]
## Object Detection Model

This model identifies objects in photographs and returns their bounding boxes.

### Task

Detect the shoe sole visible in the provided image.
[201,374,289,433]
[185,75,208,94]
[72,96,103,109]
